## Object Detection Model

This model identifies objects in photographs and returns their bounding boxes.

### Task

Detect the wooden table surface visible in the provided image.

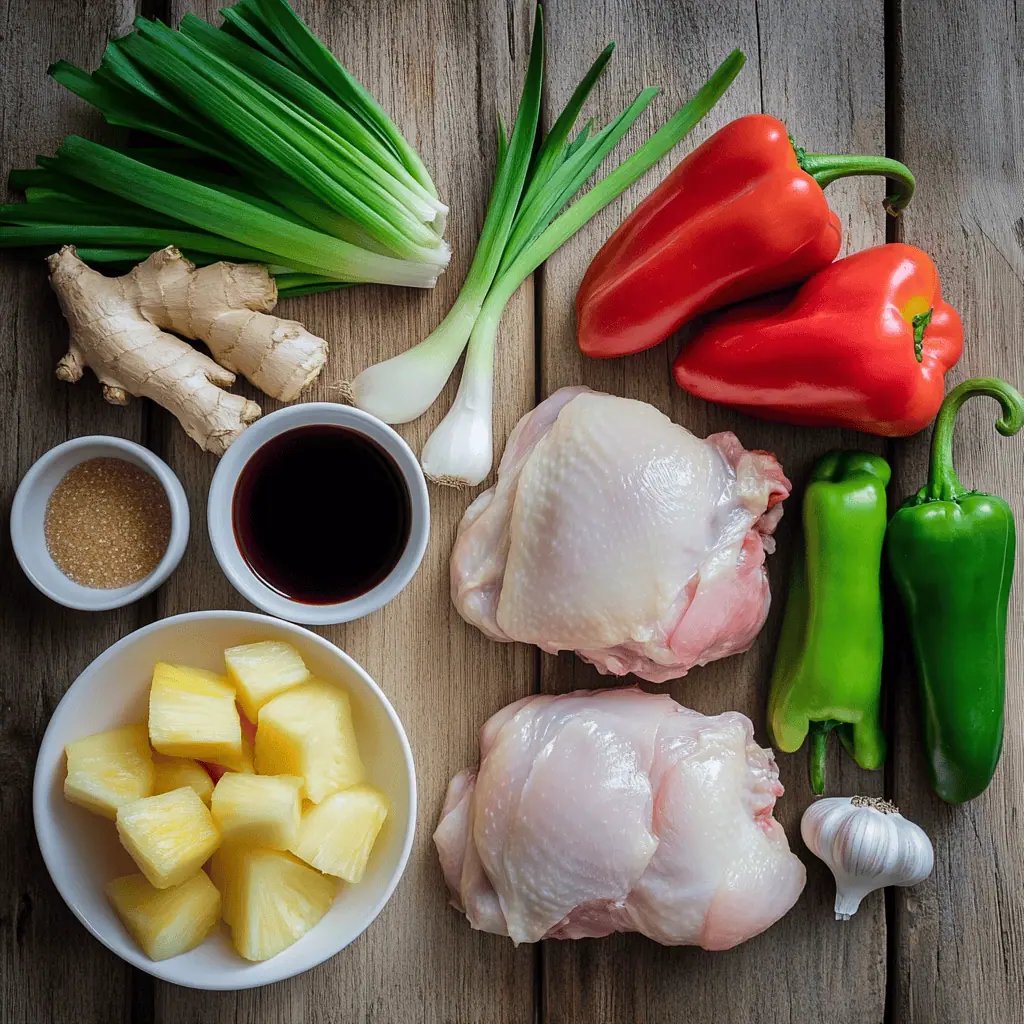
[2,1,1022,1022]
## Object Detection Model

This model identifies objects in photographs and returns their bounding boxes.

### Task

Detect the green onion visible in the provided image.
[346,8,547,426]
[273,272,346,297]
[237,0,437,196]
[0,222,285,264]
[51,137,441,285]
[349,6,745,486]
[177,15,441,218]
[122,20,445,257]
[0,0,446,290]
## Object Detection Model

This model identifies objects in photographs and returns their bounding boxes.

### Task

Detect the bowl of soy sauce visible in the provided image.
[208,405,429,625]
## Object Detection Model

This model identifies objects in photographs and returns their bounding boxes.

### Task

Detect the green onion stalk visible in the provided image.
[0,0,447,294]
[348,8,745,486]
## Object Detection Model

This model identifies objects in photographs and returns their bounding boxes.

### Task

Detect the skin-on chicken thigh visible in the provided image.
[434,687,806,947]
[451,387,790,682]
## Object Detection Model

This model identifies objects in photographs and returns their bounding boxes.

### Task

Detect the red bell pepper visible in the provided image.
[672,243,963,436]
[576,113,916,358]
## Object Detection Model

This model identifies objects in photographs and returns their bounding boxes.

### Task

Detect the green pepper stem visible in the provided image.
[793,146,916,215]
[912,309,933,363]
[808,721,837,796]
[927,377,1024,501]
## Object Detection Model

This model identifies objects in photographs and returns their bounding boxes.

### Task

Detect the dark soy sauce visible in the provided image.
[233,425,411,604]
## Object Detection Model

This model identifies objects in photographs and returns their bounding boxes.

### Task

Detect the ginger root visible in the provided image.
[48,246,329,454]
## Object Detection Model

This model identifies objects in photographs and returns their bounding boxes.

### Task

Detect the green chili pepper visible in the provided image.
[887,377,1024,804]
[767,451,889,795]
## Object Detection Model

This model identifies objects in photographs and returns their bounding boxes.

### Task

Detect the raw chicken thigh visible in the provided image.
[434,687,805,947]
[451,387,790,682]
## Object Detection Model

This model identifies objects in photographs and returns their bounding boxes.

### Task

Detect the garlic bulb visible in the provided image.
[801,796,934,920]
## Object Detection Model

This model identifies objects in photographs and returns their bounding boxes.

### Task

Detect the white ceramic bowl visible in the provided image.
[208,404,430,625]
[33,611,416,991]
[10,436,189,611]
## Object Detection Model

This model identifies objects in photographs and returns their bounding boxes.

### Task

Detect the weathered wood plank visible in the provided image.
[7,1,1023,1021]
[537,1,888,1021]
[0,3,146,1023]
[147,1,536,1022]
[889,1,1024,1020]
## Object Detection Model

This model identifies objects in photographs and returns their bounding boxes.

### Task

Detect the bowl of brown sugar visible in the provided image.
[11,436,189,610]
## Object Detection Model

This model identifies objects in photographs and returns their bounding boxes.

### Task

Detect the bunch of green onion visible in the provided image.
[349,10,745,486]
[0,0,447,297]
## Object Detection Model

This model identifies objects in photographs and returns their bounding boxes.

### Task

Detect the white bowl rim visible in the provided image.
[32,609,418,991]
[10,435,190,611]
[207,404,430,626]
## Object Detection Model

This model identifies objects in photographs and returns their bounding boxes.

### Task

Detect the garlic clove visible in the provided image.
[801,795,934,921]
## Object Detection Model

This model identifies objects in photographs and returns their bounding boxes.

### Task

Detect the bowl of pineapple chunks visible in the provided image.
[33,610,416,990]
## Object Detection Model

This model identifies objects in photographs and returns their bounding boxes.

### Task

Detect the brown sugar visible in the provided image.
[44,457,172,588]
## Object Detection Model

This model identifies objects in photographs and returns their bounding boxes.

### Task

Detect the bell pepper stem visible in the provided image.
[926,377,1024,501]
[912,310,932,363]
[792,144,916,215]
[809,720,838,795]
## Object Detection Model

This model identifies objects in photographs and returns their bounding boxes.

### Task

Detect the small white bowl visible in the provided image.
[33,610,416,991]
[208,403,429,625]
[10,436,189,611]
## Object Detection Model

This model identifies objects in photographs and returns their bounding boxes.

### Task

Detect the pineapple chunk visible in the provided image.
[234,714,257,772]
[64,724,154,820]
[224,641,310,721]
[202,725,255,780]
[255,682,364,802]
[148,662,241,767]
[106,871,220,961]
[230,849,337,961]
[116,787,220,889]
[152,756,213,805]
[211,773,302,849]
[290,785,389,883]
[208,843,247,929]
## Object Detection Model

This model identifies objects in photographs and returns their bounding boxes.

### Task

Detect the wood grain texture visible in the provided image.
[537,1,888,1021]
[144,2,537,1023]
[0,4,152,1024]
[3,0,1024,1021]
[888,1,1024,1021]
